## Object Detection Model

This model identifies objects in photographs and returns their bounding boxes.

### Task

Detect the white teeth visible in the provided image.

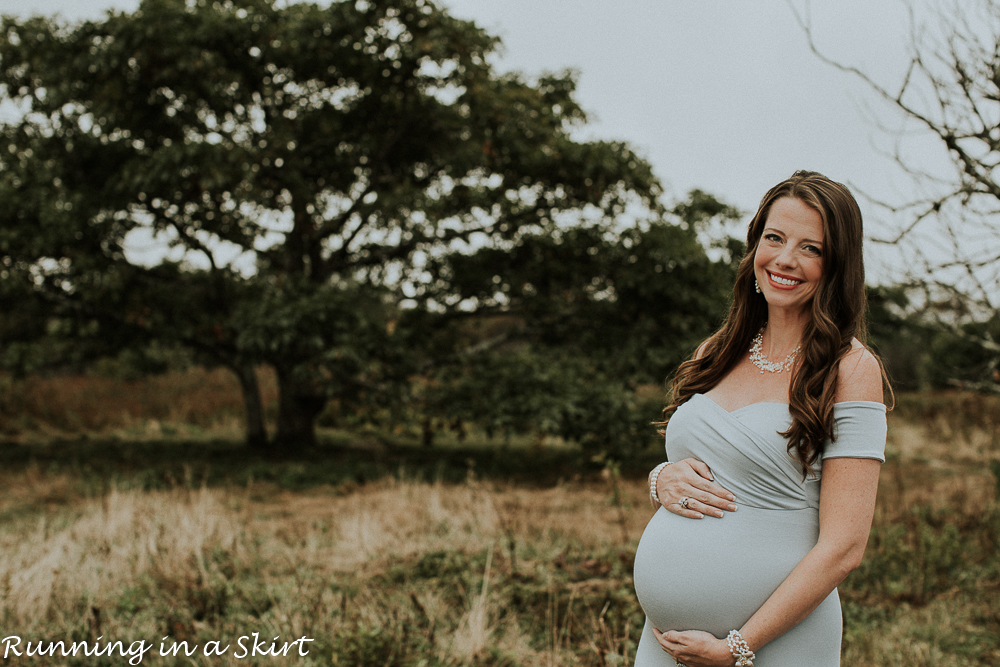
[769,272,801,286]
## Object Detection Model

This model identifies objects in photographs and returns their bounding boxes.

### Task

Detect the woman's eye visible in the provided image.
[804,245,822,256]
[764,233,782,243]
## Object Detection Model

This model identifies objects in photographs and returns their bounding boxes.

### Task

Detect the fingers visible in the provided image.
[651,628,677,650]
[682,460,736,503]
[693,477,737,504]
[658,629,684,646]
[687,458,715,481]
[659,459,737,518]
[681,486,738,517]
[652,628,687,664]
[673,496,706,519]
[678,496,719,519]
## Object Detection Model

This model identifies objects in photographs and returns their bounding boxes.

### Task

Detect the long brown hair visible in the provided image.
[660,171,885,475]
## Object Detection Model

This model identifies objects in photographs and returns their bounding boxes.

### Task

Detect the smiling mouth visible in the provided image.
[768,271,803,287]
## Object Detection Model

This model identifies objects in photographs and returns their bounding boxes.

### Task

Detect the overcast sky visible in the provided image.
[1,0,951,280]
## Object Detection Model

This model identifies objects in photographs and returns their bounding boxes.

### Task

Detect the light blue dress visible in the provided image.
[632,394,886,666]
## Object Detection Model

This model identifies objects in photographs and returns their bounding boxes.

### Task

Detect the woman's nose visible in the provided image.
[775,246,797,268]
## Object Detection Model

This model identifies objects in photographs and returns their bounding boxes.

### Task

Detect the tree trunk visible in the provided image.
[273,366,326,453]
[232,363,268,450]
[422,417,435,447]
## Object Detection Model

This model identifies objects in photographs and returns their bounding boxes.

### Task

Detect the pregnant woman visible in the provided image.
[633,171,889,667]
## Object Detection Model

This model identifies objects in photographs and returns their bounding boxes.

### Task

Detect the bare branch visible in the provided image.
[793,0,1000,351]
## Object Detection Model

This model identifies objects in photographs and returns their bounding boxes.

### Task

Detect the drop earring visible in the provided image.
[755,279,761,294]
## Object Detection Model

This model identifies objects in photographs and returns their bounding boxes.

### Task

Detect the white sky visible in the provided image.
[1,0,953,282]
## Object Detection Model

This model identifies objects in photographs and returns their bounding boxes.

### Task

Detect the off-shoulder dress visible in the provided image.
[632,394,886,667]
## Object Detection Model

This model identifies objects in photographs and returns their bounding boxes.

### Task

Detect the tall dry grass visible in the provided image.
[1,487,241,626]
[0,472,649,666]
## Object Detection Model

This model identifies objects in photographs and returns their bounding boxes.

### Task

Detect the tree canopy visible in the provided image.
[0,0,677,451]
[414,191,742,453]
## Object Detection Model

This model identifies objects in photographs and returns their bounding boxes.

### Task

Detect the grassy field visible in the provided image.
[0,371,998,665]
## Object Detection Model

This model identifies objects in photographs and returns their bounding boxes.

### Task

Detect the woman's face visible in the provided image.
[753,197,825,315]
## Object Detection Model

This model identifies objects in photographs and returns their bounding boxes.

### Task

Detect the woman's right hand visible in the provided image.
[652,459,737,519]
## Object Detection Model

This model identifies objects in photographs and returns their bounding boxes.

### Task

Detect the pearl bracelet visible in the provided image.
[726,630,755,667]
[648,462,671,505]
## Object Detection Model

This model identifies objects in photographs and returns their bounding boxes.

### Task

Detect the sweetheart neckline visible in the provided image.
[693,393,886,415]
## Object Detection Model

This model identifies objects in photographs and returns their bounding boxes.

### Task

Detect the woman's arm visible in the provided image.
[737,346,884,651]
[735,457,880,650]
[655,346,884,666]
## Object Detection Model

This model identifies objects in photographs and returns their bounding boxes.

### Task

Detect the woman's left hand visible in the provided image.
[652,628,734,667]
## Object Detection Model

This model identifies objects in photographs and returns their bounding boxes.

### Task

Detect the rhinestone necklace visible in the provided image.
[749,326,800,374]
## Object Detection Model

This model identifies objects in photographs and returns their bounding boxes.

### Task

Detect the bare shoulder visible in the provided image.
[835,339,884,404]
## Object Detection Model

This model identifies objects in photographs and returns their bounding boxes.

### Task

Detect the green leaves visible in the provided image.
[414,190,741,455]
[0,0,671,450]
[434,190,740,382]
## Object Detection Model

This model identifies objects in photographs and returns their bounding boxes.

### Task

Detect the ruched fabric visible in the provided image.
[632,394,886,667]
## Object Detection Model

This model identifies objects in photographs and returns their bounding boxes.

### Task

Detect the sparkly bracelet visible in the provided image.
[726,630,755,667]
[648,462,671,505]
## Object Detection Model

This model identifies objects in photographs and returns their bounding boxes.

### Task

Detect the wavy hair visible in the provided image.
[659,171,886,476]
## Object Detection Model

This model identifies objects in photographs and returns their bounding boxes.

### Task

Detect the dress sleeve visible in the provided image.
[822,401,887,462]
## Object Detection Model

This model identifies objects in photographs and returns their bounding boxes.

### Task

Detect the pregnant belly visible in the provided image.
[633,505,819,638]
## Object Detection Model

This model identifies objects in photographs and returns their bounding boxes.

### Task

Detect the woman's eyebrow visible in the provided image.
[763,227,823,245]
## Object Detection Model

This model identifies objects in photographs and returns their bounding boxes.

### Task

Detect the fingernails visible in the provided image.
[727,494,735,501]
[728,504,737,512]
[714,511,723,518]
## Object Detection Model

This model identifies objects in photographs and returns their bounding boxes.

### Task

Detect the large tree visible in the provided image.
[0,0,661,451]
